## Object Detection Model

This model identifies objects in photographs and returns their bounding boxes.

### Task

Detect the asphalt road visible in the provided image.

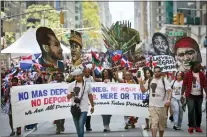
[1,108,206,137]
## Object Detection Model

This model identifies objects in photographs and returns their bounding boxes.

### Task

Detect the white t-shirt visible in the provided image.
[171,80,183,100]
[83,76,94,83]
[191,72,201,95]
[68,81,92,112]
[145,78,171,107]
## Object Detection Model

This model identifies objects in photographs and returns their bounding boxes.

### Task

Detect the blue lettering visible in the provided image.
[50,89,55,95]
[18,92,29,101]
[100,93,117,99]
[50,89,68,96]
[92,87,108,92]
[32,90,48,98]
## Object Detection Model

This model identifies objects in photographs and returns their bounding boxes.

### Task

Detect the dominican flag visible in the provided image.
[91,51,100,66]
[94,65,103,76]
[121,56,133,68]
[111,50,122,62]
[20,54,42,70]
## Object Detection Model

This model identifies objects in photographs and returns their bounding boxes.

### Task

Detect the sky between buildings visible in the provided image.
[109,2,134,28]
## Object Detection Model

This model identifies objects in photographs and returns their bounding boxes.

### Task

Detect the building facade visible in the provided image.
[134,1,148,40]
[98,1,112,28]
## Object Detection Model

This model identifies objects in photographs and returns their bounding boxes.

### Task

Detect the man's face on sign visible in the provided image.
[47,34,63,60]
[176,47,197,70]
[153,36,169,55]
[70,41,81,62]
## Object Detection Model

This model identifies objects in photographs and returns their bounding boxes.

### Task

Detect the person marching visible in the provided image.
[170,71,184,130]
[115,70,137,129]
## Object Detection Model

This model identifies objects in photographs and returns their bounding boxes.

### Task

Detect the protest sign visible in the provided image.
[90,83,149,117]
[153,55,177,72]
[10,83,71,128]
[11,82,149,128]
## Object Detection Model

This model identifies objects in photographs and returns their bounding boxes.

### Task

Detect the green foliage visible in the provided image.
[21,4,60,28]
[5,32,15,46]
[82,1,100,30]
[82,1,102,49]
[21,4,69,44]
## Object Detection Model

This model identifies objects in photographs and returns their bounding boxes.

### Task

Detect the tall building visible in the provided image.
[134,1,141,32]
[98,1,112,28]
[74,1,82,29]
[134,1,148,40]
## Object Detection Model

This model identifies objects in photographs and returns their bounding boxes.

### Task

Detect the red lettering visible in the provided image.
[44,98,48,105]
[62,97,66,102]
[31,100,37,107]
[31,99,41,107]
[49,97,53,104]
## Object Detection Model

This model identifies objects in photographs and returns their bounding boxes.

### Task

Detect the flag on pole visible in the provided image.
[91,51,100,66]
[111,50,122,62]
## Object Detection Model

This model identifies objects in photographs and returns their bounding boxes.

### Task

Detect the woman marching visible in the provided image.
[116,70,138,129]
[170,71,184,130]
[138,67,153,130]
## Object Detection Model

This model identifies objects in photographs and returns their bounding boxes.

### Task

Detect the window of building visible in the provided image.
[159,23,162,27]
[158,1,161,6]
[75,16,79,21]
[159,9,161,14]
[159,16,161,21]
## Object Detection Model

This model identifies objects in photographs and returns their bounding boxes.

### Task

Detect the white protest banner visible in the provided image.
[11,82,149,128]
[90,83,149,118]
[153,55,177,72]
[11,83,71,128]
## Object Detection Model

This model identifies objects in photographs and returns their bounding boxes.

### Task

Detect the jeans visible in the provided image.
[187,96,203,127]
[85,116,91,129]
[171,98,183,128]
[102,115,112,126]
[73,112,88,137]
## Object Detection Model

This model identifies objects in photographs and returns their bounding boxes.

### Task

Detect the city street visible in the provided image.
[1,109,206,137]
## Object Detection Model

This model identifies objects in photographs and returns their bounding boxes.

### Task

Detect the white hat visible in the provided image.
[71,68,83,76]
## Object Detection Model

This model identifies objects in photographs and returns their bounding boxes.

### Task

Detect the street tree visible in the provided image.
[1,11,15,47]
[21,4,69,44]
[82,1,102,49]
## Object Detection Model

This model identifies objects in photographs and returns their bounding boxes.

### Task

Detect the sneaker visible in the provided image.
[173,126,180,130]
[10,132,15,136]
[60,126,65,132]
[86,128,92,131]
[103,129,107,132]
[188,127,194,134]
[195,127,203,132]
[124,124,129,129]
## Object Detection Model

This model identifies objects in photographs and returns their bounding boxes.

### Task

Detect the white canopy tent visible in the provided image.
[1,28,70,58]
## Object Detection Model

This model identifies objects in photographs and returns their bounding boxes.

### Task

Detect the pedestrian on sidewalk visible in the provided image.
[140,66,172,137]
[67,69,94,137]
[170,71,184,130]
[4,77,21,136]
[181,61,207,133]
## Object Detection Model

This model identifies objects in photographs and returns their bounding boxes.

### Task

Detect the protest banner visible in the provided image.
[153,55,177,72]
[11,83,149,128]
[90,83,149,117]
[10,83,71,128]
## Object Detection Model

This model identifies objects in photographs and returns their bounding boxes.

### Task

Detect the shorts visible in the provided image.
[149,106,167,131]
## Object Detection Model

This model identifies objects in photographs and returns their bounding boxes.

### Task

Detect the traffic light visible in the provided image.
[173,14,179,25]
[179,13,184,25]
[60,11,64,24]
